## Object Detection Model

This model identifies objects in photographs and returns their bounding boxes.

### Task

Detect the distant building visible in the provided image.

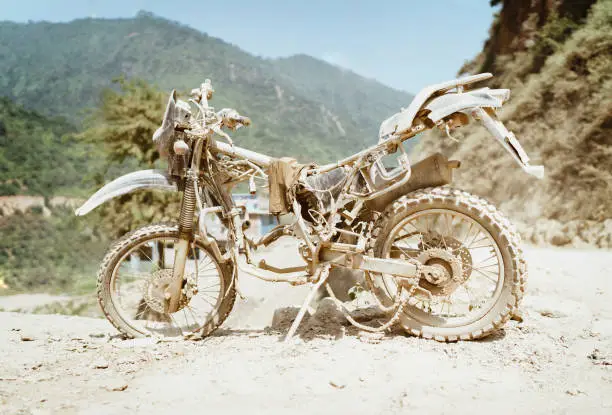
[205,194,276,240]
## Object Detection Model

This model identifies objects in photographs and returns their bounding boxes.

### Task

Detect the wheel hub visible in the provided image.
[143,269,194,313]
[416,246,468,296]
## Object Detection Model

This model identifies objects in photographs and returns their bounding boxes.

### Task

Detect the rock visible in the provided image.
[538,309,567,319]
[596,219,612,248]
[104,378,128,392]
[576,220,599,244]
[92,358,109,369]
[329,380,346,389]
[560,221,579,242]
[270,307,300,331]
[550,232,571,246]
[358,331,385,344]
[312,298,346,325]
[510,309,524,322]
[565,388,584,396]
[350,305,388,322]
[20,334,35,342]
[587,349,612,366]
[116,357,137,365]
[570,236,590,249]
[89,332,106,339]
[536,219,564,245]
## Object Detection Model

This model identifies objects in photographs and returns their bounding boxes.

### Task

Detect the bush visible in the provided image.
[0,207,108,293]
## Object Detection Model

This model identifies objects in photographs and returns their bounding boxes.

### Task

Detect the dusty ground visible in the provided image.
[1,245,611,415]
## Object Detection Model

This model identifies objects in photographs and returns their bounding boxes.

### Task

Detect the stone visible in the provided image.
[92,358,109,369]
[104,378,128,392]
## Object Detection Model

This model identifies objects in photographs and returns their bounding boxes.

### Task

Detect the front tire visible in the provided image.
[97,223,236,339]
[368,187,526,341]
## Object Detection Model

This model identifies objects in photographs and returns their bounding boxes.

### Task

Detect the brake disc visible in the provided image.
[143,269,193,313]
[416,234,473,296]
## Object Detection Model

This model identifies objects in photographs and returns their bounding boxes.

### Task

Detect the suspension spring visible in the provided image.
[178,179,197,240]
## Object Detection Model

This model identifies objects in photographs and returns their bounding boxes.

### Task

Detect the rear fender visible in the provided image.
[425,91,544,179]
[424,88,509,123]
[75,169,178,216]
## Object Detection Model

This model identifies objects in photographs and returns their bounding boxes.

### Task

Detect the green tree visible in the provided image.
[81,77,165,166]
[79,78,180,237]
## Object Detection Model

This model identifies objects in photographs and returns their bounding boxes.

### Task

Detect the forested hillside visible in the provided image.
[419,0,611,241]
[0,11,413,163]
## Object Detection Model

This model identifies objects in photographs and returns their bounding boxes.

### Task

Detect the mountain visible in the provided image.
[418,0,611,230]
[0,11,413,164]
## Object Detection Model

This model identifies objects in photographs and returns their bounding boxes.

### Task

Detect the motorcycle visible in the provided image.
[76,73,543,342]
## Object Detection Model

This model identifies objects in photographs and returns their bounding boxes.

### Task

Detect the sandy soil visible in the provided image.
[1,245,611,415]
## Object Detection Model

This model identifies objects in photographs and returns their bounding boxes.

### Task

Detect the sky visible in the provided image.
[0,0,499,93]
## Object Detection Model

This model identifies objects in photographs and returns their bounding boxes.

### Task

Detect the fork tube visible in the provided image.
[166,178,197,313]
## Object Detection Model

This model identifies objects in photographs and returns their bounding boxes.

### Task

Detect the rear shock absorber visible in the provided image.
[166,177,197,313]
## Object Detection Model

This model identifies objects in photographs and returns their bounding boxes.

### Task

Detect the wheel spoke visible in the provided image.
[471,267,499,283]
[107,232,227,339]
[377,207,505,327]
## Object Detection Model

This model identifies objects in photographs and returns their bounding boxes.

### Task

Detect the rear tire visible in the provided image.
[369,187,526,342]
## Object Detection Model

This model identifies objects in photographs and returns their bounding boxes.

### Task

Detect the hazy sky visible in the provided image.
[0,0,499,93]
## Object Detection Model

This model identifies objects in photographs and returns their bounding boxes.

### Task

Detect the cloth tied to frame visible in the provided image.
[268,157,310,215]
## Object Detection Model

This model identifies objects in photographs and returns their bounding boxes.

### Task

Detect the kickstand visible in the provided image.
[284,266,330,343]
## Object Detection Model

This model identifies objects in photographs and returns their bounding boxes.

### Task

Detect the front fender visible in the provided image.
[75,169,178,216]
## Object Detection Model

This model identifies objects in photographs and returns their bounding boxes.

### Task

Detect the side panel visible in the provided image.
[365,153,458,212]
[75,169,178,216]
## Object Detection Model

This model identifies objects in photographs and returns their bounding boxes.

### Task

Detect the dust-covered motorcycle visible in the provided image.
[76,74,543,341]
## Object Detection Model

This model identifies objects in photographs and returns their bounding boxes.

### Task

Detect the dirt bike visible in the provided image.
[76,74,543,342]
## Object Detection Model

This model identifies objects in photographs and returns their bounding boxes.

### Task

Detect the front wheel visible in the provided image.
[97,223,236,339]
[367,187,526,341]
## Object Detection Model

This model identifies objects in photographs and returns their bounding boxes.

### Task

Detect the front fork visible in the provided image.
[165,178,197,313]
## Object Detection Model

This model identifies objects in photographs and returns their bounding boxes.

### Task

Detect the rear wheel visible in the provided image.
[97,223,235,339]
[368,187,526,341]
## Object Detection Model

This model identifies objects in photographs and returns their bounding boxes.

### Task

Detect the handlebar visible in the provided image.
[235,115,252,126]
[217,108,251,130]
[187,80,252,133]
[190,79,214,104]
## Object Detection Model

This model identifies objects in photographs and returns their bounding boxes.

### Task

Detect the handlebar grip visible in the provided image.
[201,79,214,100]
[238,116,251,126]
[190,88,202,103]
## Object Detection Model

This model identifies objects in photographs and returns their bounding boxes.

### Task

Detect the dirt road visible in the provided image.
[1,246,611,414]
